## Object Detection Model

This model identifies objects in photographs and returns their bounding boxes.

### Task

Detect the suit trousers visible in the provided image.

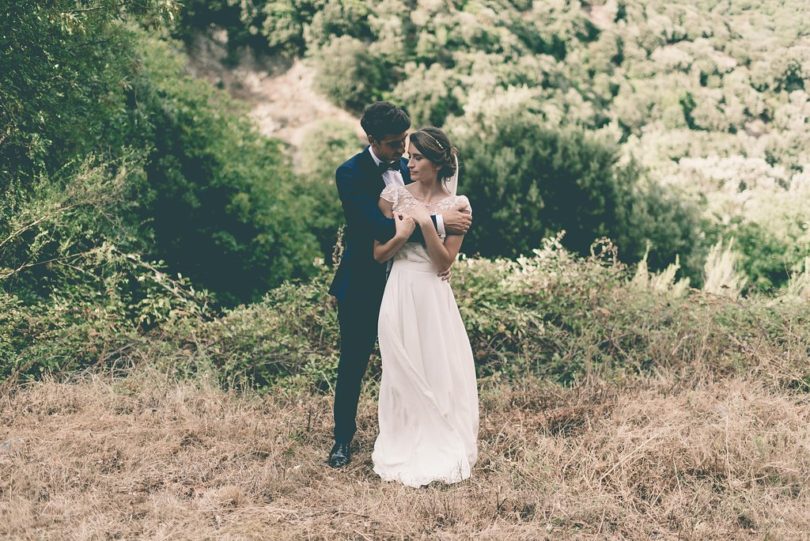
[333,291,384,443]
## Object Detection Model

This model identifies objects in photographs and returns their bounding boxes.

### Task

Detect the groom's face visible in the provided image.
[370,131,408,163]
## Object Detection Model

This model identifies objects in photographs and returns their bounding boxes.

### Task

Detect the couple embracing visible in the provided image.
[327,102,479,488]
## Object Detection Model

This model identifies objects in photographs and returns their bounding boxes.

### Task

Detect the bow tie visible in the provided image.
[378,160,400,173]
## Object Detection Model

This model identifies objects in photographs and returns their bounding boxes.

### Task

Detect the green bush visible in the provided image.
[621,176,706,280]
[0,259,210,386]
[132,34,322,305]
[714,220,803,293]
[0,0,342,390]
[456,118,634,258]
[192,270,339,390]
[0,156,149,302]
[0,2,147,185]
[296,119,364,263]
[2,1,325,307]
[312,35,398,113]
[455,116,703,276]
[5,238,810,392]
[152,238,810,393]
[0,154,213,385]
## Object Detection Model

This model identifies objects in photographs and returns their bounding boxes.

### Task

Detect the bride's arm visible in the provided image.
[412,204,465,272]
[373,197,413,263]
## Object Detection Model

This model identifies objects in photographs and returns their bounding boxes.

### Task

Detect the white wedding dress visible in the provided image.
[372,184,479,488]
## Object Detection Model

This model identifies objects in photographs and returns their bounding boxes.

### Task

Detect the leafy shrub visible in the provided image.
[0,156,147,302]
[0,2,148,184]
[455,117,634,258]
[296,119,364,263]
[0,154,213,386]
[175,0,270,59]
[162,237,810,393]
[190,270,339,390]
[454,116,704,276]
[715,220,802,293]
[621,176,706,279]
[312,35,398,113]
[3,3,324,306]
[0,260,209,387]
[6,238,810,392]
[133,34,322,305]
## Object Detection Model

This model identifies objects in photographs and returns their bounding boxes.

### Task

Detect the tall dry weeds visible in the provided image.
[1,366,808,540]
[703,239,747,298]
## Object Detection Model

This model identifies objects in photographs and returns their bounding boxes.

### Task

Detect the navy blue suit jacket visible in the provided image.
[329,148,416,302]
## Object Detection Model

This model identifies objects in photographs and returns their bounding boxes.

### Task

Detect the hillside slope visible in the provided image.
[183,30,362,166]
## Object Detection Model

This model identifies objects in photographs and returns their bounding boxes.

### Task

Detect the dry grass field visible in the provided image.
[2,364,809,540]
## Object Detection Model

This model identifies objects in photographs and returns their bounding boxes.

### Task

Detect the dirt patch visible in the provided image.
[184,30,363,152]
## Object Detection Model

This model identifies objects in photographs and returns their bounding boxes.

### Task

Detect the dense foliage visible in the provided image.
[133,35,321,303]
[3,0,809,384]
[0,0,332,381]
[5,238,809,391]
[1,1,323,308]
[457,119,620,257]
[179,0,810,287]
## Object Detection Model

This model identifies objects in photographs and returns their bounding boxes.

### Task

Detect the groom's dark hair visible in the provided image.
[360,102,411,141]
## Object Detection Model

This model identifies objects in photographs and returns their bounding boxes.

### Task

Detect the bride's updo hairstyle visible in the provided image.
[409,127,458,181]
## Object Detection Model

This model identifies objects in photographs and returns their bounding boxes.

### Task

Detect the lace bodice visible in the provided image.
[380,184,471,216]
[380,184,471,266]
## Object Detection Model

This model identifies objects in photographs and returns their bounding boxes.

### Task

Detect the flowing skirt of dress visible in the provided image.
[372,247,479,488]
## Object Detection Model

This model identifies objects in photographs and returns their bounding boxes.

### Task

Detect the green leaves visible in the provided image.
[457,119,630,258]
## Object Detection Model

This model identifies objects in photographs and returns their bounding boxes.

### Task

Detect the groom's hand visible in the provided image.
[442,204,472,235]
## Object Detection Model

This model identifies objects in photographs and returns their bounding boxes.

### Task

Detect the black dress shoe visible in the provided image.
[328,441,351,468]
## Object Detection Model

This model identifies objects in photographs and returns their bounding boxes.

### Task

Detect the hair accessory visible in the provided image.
[418,130,444,150]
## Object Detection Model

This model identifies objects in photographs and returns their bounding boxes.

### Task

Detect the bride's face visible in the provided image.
[407,142,439,184]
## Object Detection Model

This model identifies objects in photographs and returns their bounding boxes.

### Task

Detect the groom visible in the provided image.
[327,102,472,468]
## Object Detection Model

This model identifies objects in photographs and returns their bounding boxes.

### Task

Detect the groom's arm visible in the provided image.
[440,206,472,236]
[336,166,396,243]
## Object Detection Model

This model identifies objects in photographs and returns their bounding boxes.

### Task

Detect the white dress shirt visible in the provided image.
[368,145,404,189]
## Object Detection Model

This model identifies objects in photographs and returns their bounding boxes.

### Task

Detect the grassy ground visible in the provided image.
[1,363,808,540]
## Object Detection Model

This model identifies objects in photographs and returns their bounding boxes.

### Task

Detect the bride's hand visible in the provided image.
[409,203,432,227]
[394,212,416,239]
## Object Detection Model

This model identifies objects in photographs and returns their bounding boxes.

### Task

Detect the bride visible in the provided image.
[371,127,479,488]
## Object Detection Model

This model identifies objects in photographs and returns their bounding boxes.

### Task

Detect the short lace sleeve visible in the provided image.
[457,195,472,216]
[380,184,398,205]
